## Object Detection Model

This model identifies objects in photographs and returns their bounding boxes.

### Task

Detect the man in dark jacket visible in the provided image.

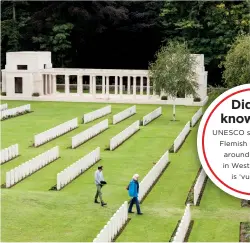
[127,174,143,215]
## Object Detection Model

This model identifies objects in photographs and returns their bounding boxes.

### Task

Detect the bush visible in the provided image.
[1,92,6,96]
[194,97,201,102]
[32,92,40,97]
[161,95,168,100]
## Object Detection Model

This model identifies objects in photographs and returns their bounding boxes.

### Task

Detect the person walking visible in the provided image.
[127,174,143,215]
[94,166,107,206]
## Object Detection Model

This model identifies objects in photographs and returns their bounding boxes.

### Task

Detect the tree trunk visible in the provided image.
[173,98,176,121]
[13,2,16,22]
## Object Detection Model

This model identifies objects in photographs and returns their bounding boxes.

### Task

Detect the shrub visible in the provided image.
[194,97,201,102]
[32,92,40,97]
[161,95,168,100]
[1,92,6,96]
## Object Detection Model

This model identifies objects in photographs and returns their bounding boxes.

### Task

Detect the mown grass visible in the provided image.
[1,100,199,242]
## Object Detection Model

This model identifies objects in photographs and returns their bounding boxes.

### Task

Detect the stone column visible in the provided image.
[106,76,109,98]
[146,76,150,98]
[52,75,56,94]
[92,76,96,97]
[102,76,105,95]
[89,75,93,94]
[127,76,131,94]
[115,76,118,95]
[133,76,136,98]
[47,74,50,94]
[140,76,143,95]
[44,74,47,95]
[77,75,82,95]
[65,75,70,94]
[119,76,123,97]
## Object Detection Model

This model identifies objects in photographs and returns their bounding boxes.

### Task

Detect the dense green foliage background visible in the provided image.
[1,1,250,86]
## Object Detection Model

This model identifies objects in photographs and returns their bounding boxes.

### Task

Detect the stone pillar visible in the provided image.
[127,76,131,94]
[65,75,69,94]
[89,75,93,94]
[146,76,150,98]
[52,75,56,94]
[119,76,123,97]
[93,76,96,97]
[47,74,50,94]
[44,74,47,95]
[106,76,109,97]
[140,76,143,95]
[77,75,82,95]
[115,76,118,95]
[133,76,136,98]
[102,76,105,95]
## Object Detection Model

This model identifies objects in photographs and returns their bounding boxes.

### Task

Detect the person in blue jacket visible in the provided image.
[127,174,143,215]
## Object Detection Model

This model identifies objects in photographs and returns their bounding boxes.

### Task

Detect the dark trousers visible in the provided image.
[128,197,141,213]
[94,184,103,203]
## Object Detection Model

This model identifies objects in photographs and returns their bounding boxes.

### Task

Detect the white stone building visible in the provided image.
[1,51,208,105]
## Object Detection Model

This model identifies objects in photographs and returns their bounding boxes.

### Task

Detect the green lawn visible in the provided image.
[0,100,247,242]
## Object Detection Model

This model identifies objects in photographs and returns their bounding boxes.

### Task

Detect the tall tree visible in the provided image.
[149,41,198,121]
[160,1,250,85]
[221,34,250,88]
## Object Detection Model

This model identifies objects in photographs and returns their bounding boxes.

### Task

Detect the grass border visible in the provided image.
[112,218,131,242]
[109,128,140,151]
[185,167,208,206]
[0,155,20,165]
[1,157,60,189]
[140,162,171,204]
[241,200,250,208]
[141,113,162,127]
[112,112,136,125]
[169,220,194,242]
[240,222,250,242]
[32,126,78,148]
[169,130,191,153]
[71,127,109,149]
[49,158,101,191]
[0,110,33,121]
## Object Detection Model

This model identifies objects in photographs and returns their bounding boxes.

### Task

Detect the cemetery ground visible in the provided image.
[1,100,249,242]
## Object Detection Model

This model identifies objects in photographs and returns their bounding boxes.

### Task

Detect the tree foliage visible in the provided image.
[149,41,198,120]
[221,35,250,88]
[1,1,249,86]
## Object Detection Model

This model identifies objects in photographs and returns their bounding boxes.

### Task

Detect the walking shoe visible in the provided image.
[137,212,143,215]
[101,202,107,206]
[128,211,134,213]
[94,199,100,204]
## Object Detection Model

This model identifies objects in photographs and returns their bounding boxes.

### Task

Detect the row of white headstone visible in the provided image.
[193,169,207,205]
[72,120,108,148]
[93,149,170,242]
[172,204,192,243]
[57,147,101,190]
[191,108,203,127]
[138,150,169,202]
[0,104,31,120]
[6,146,59,188]
[110,120,140,150]
[34,118,78,147]
[83,105,111,124]
[173,121,191,153]
[93,201,128,243]
[113,105,136,124]
[142,107,162,126]
[0,144,19,165]
[0,103,8,111]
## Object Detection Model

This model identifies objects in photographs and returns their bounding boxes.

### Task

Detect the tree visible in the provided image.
[221,34,250,88]
[149,41,198,121]
[159,1,250,85]
[32,23,74,67]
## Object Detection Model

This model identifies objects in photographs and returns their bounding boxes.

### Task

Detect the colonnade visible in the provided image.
[42,74,153,98]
